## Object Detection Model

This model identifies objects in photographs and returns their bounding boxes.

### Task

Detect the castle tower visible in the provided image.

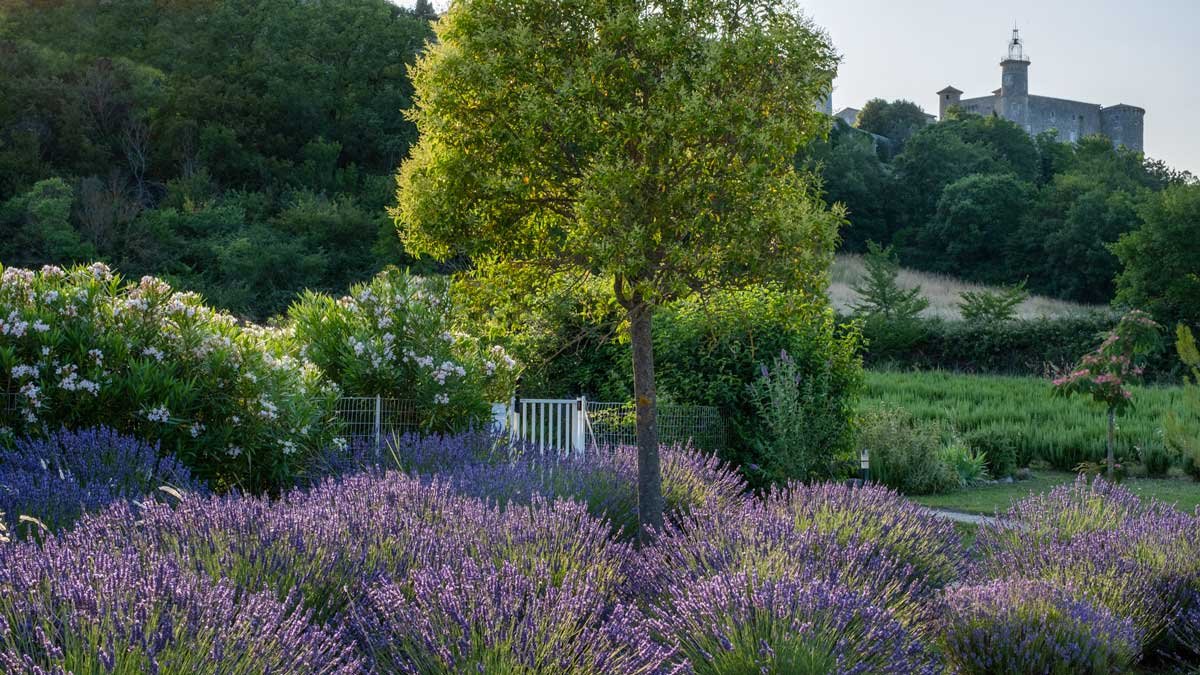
[1000,27,1030,130]
[937,86,962,120]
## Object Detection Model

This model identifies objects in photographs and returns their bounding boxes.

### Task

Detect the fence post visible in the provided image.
[573,396,587,457]
[510,377,522,445]
[374,394,383,455]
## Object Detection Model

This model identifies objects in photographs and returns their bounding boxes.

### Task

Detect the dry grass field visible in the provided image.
[829,254,1105,320]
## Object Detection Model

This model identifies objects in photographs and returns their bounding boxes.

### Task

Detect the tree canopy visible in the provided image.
[396,0,843,534]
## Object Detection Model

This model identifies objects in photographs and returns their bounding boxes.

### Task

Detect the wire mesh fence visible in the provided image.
[330,396,420,447]
[584,401,725,452]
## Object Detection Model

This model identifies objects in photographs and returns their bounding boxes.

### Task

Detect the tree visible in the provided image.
[1111,184,1200,330]
[1052,310,1161,478]
[854,98,929,147]
[850,241,928,321]
[395,0,841,537]
[958,281,1027,324]
[800,121,895,252]
[917,173,1033,283]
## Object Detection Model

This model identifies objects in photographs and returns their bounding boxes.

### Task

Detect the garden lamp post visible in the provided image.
[859,448,870,483]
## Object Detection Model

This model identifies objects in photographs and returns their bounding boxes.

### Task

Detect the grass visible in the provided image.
[861,369,1187,469]
[912,469,1200,516]
[829,253,1103,320]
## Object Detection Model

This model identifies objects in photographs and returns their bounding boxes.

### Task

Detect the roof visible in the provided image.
[937,86,963,95]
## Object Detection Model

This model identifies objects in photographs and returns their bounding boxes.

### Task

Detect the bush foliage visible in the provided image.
[0,263,333,490]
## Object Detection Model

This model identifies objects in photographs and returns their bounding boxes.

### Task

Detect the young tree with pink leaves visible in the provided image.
[1052,310,1162,478]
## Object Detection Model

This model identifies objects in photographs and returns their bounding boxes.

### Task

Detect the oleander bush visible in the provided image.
[940,579,1141,675]
[287,267,519,431]
[0,427,204,537]
[0,263,335,490]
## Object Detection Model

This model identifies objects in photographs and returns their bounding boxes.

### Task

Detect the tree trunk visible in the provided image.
[629,302,663,542]
[1106,407,1116,479]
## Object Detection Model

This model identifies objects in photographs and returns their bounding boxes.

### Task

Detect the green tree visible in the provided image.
[851,241,928,320]
[958,281,1028,324]
[395,0,841,536]
[1166,325,1200,480]
[800,121,894,252]
[854,98,929,148]
[917,173,1034,283]
[1111,184,1200,329]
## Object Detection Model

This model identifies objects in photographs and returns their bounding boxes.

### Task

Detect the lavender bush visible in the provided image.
[940,579,1141,674]
[975,477,1200,654]
[655,571,937,674]
[0,427,204,536]
[358,559,678,674]
[0,536,361,673]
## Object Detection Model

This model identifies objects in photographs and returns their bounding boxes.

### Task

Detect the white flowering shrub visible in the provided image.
[287,268,519,431]
[0,263,336,491]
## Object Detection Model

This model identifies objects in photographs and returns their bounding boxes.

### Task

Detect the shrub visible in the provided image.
[975,477,1200,653]
[963,428,1019,477]
[654,572,938,674]
[518,284,863,489]
[358,560,675,674]
[957,281,1028,324]
[647,483,965,626]
[939,435,990,485]
[747,349,855,483]
[652,287,862,487]
[0,538,361,673]
[382,434,750,539]
[0,427,204,536]
[0,263,333,490]
[287,267,519,432]
[856,406,960,494]
[1166,325,1200,480]
[940,579,1141,675]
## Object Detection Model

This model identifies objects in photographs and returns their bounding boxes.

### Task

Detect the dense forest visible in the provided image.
[806,100,1195,304]
[0,1,1195,318]
[0,0,434,318]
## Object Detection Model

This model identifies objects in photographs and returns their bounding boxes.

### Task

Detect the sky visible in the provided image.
[396,0,1200,175]
[798,0,1200,175]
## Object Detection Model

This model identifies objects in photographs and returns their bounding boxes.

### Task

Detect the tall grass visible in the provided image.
[829,255,1102,320]
[861,370,1184,469]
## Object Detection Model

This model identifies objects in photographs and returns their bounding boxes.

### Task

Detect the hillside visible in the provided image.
[828,254,1105,320]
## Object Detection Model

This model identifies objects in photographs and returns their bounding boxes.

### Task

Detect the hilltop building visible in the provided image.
[938,28,1144,151]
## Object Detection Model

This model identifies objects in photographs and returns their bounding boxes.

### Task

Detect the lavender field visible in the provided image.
[1,428,1198,673]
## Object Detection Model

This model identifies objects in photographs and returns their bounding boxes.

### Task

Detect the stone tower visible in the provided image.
[1000,27,1030,131]
[937,86,962,120]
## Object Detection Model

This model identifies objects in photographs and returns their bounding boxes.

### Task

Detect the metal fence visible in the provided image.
[584,401,725,452]
[330,396,420,447]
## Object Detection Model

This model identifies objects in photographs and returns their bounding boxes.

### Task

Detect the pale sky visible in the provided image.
[799,0,1200,175]
[397,0,1200,175]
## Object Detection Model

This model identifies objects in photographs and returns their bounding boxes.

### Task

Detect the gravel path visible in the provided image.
[924,508,998,526]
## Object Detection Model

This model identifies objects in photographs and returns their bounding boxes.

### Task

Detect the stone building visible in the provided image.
[937,28,1144,151]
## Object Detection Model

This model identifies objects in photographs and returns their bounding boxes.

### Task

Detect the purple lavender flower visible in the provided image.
[0,427,204,536]
[358,559,680,674]
[0,534,360,673]
[653,571,938,674]
[940,579,1141,674]
[975,476,1200,653]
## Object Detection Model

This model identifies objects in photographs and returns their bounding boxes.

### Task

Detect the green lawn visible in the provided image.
[912,470,1200,515]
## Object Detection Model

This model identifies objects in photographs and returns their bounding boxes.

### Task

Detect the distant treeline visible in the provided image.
[803,100,1195,305]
